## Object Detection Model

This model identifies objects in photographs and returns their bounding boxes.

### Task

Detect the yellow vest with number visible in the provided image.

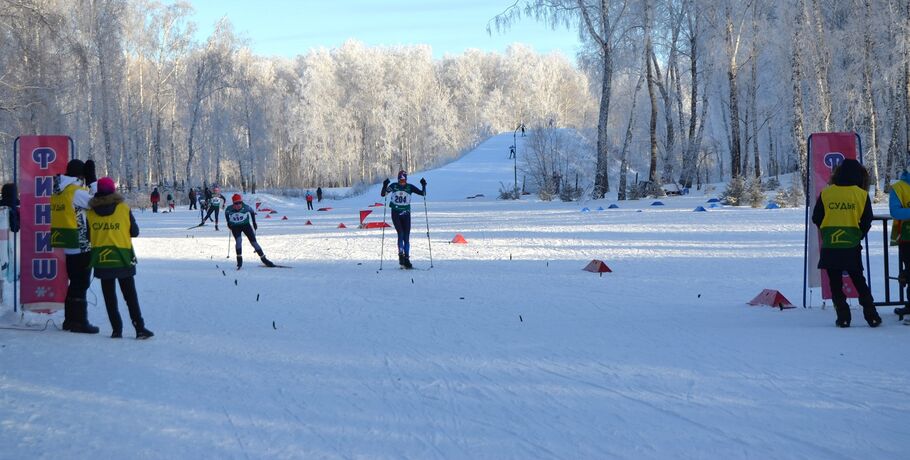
[50,183,87,248]
[891,181,910,243]
[86,203,136,270]
[819,185,867,249]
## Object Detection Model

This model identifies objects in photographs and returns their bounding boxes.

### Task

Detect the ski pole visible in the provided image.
[423,193,433,268]
[379,184,389,270]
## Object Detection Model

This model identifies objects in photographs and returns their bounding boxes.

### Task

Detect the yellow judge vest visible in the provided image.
[86,203,136,270]
[891,180,910,243]
[819,185,867,249]
[50,182,88,248]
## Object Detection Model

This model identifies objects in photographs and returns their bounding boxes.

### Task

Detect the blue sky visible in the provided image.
[183,0,582,60]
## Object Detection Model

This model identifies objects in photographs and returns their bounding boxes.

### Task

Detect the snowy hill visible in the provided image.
[1,134,909,459]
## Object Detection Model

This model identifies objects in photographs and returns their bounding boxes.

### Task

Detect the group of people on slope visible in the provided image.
[812,158,910,328]
[189,185,276,269]
[304,187,323,210]
[50,159,153,339]
[148,188,174,213]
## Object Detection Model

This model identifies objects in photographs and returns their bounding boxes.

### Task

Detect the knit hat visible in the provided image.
[96,177,115,195]
[66,159,85,178]
[398,170,407,181]
[232,193,242,203]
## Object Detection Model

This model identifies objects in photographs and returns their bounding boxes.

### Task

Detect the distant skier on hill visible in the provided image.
[811,159,881,328]
[225,193,274,268]
[200,186,226,230]
[381,170,426,269]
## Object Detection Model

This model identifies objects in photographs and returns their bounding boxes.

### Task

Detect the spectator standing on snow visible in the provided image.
[812,159,881,328]
[1,183,20,233]
[50,159,100,334]
[166,192,175,212]
[150,187,160,213]
[888,169,910,319]
[86,177,153,339]
[225,193,275,269]
[200,186,226,230]
[306,190,314,210]
[316,187,323,203]
[188,188,197,210]
[381,170,426,269]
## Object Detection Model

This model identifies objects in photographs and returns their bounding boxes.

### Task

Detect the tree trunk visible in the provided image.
[646,2,659,188]
[725,5,742,180]
[792,2,808,188]
[862,0,881,196]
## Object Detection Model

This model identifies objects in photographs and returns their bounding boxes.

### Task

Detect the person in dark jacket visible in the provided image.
[811,159,881,328]
[86,177,153,339]
[381,170,426,269]
[225,193,274,268]
[0,183,20,233]
[316,187,323,202]
[51,159,100,334]
[188,188,197,210]
[150,187,160,213]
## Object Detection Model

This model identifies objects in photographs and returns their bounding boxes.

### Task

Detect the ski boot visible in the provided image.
[236,255,243,269]
[894,305,910,321]
[401,254,413,269]
[260,255,275,268]
[215,224,219,231]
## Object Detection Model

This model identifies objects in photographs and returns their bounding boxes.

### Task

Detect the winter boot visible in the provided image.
[111,330,122,339]
[134,320,154,340]
[863,306,882,328]
[69,299,99,334]
[894,305,910,320]
[834,305,851,328]
[398,252,406,267]
[401,254,413,269]
[61,298,76,331]
[236,255,243,269]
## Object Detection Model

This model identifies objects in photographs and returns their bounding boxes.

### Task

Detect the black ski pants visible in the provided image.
[231,224,263,256]
[65,252,93,323]
[202,205,220,225]
[826,268,874,309]
[101,276,144,332]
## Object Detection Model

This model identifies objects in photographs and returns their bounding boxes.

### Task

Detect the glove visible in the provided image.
[382,178,390,188]
[84,160,97,185]
[420,178,427,187]
[253,223,258,231]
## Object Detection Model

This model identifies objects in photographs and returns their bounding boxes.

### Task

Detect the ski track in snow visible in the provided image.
[2,133,910,459]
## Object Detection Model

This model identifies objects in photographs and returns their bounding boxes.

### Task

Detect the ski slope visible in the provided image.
[1,133,909,459]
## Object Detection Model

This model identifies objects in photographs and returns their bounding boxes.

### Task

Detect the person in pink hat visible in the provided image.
[86,177,153,339]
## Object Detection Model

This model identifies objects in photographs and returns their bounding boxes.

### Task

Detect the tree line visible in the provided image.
[0,0,593,192]
[499,0,910,202]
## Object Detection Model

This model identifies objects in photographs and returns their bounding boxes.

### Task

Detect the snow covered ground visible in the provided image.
[2,133,909,459]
